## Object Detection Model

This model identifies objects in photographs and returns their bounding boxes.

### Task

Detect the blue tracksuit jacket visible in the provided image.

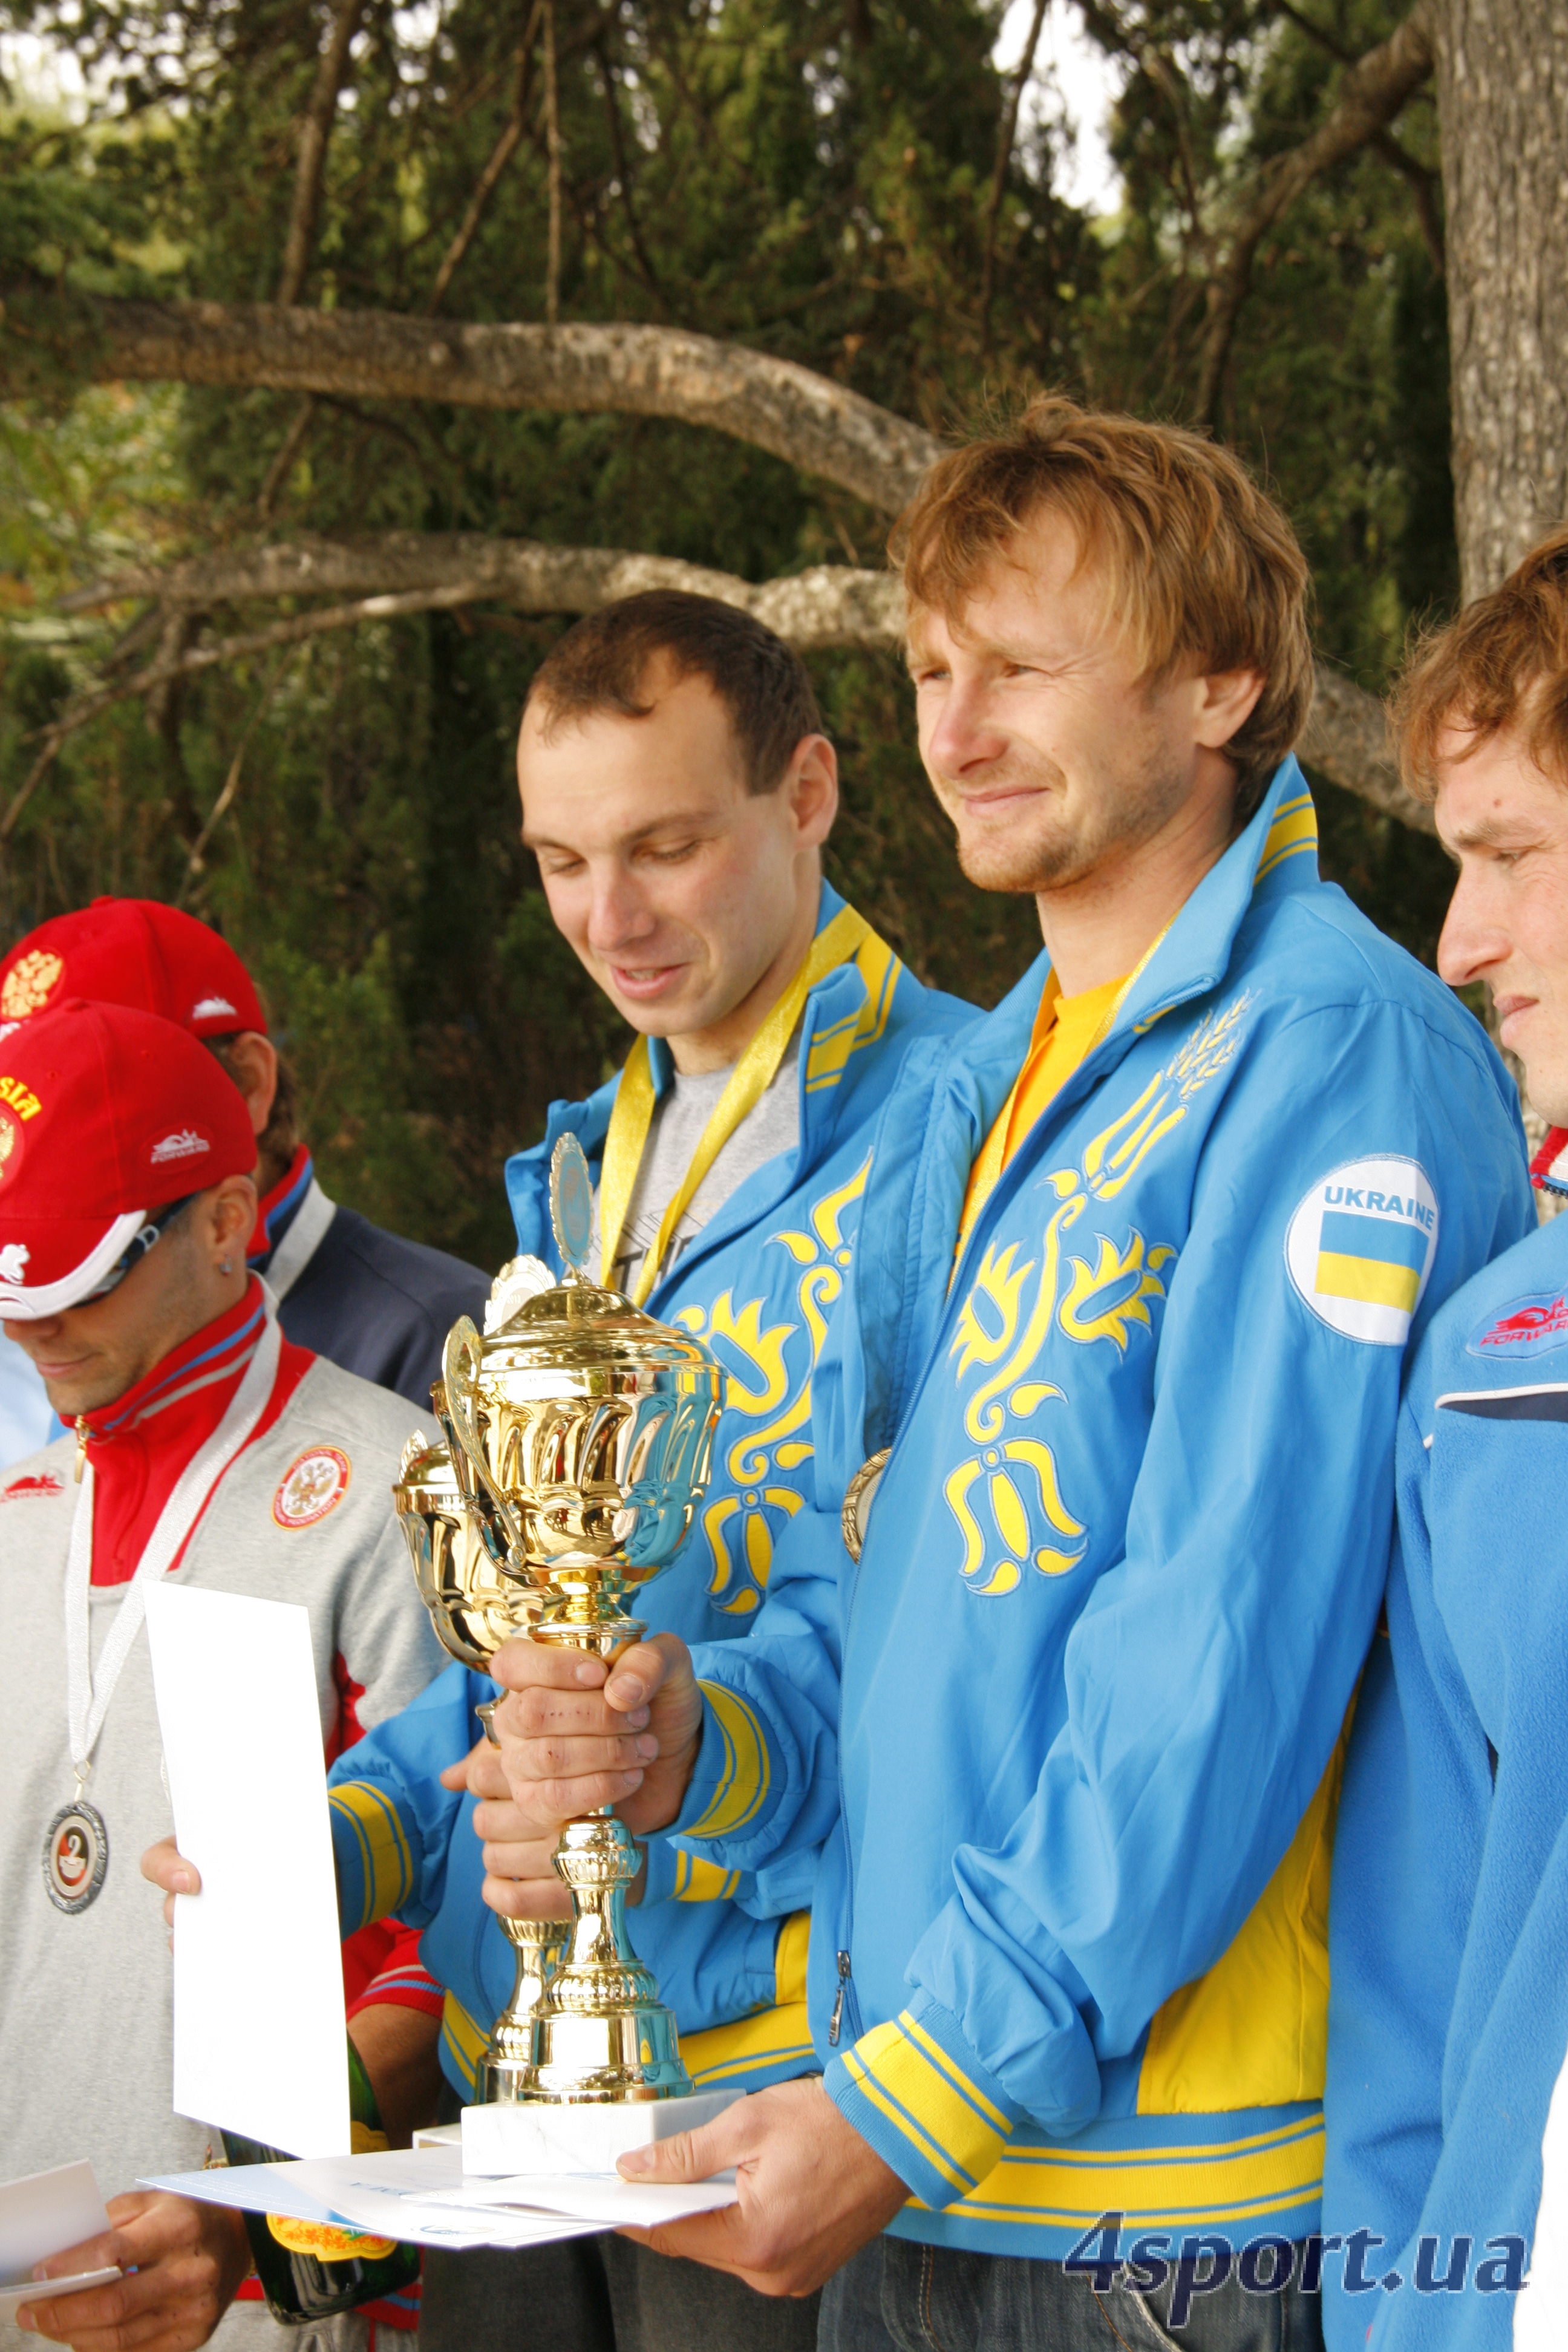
[658,761,1533,2262]
[327,883,972,2101]
[1324,1179,1568,2347]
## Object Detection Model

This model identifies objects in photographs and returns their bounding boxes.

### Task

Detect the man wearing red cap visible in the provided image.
[0,899,488,1410]
[0,999,444,2352]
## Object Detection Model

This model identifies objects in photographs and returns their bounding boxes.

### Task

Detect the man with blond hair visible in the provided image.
[488,397,1531,2350]
[1324,530,1568,2352]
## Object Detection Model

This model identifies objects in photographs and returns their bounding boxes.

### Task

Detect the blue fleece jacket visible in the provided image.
[1324,1186,1568,2347]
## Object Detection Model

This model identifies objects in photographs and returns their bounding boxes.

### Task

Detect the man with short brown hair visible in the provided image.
[1324,528,1568,2352]
[291,589,973,2352]
[489,399,1531,2350]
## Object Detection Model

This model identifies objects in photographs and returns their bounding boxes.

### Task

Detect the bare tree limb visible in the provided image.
[6,549,914,841]
[178,649,293,894]
[54,532,1426,827]
[278,0,369,305]
[1195,0,1436,423]
[4,299,946,513]
[981,0,1048,348]
[544,0,562,327]
[1370,128,1444,278]
[1299,662,1432,833]
[256,393,317,518]
[594,39,666,310]
[62,537,906,649]
[428,2,544,314]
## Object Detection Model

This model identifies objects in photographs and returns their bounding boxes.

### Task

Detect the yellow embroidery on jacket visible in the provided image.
[1059,1232,1178,1351]
[941,999,1249,1596]
[673,1154,872,1613]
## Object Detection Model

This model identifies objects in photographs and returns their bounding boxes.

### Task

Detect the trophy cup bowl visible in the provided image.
[392,1408,563,2103]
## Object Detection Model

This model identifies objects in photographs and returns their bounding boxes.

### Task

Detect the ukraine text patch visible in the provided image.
[1285,1155,1437,1346]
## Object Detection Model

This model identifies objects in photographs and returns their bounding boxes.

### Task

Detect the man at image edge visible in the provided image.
[1324,528,1568,2352]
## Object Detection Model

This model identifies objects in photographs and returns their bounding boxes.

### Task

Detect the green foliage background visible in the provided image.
[0,0,1461,1269]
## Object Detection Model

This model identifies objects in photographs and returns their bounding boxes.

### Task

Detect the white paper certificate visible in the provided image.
[145,1583,350,2158]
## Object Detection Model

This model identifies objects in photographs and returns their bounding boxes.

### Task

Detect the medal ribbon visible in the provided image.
[64,1301,283,1779]
[598,903,872,1305]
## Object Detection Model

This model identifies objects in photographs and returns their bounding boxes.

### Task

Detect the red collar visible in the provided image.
[85,1279,312,1585]
[85,1280,270,1448]
[248,1144,315,1265]
[1531,1126,1568,1197]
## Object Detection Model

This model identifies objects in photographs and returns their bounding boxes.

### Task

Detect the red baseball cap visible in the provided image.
[0,1000,258,1319]
[0,898,267,1038]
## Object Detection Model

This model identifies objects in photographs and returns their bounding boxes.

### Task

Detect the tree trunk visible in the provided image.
[1434,0,1568,596]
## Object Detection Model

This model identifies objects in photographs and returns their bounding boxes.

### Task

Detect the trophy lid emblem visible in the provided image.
[550,1133,595,1281]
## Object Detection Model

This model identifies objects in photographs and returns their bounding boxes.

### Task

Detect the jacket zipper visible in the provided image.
[828,1949,852,2047]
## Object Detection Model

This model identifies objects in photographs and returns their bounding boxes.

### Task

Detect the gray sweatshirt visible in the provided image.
[0,1355,444,2348]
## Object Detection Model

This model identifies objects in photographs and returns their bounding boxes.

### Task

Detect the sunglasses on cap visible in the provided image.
[78,1195,201,1305]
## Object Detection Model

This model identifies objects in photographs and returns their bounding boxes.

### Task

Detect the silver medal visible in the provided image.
[42,1798,108,1915]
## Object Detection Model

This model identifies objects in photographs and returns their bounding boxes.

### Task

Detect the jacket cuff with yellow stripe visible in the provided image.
[824,1990,1025,2212]
[328,1777,419,1933]
[640,1828,742,1907]
[670,1678,787,1858]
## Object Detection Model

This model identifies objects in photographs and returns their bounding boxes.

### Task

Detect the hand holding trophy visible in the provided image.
[393,1135,730,2167]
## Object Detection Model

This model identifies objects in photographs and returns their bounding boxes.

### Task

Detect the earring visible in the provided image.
[220,1258,233,1274]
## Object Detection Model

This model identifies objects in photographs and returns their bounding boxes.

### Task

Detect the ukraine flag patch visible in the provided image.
[1286,1155,1439,1346]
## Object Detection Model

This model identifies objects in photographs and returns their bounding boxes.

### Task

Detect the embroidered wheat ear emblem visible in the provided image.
[1169,991,1253,1101]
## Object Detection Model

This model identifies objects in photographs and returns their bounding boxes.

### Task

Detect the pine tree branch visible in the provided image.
[256,393,317,518]
[1370,128,1444,278]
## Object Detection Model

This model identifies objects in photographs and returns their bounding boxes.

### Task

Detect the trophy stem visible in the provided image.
[483,1918,568,2103]
[531,1591,644,1658]
[518,1603,691,2103]
[518,1812,691,2102]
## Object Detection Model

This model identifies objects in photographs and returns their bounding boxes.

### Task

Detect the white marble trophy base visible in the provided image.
[460,2088,744,2177]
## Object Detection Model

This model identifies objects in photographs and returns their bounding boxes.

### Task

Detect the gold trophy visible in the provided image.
[396,1135,727,2157]
[393,1414,564,2102]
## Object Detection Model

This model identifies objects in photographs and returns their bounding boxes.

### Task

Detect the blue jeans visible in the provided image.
[819,2235,1324,2352]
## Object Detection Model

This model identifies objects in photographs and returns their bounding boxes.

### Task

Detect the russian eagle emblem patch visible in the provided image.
[272,1446,351,1529]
